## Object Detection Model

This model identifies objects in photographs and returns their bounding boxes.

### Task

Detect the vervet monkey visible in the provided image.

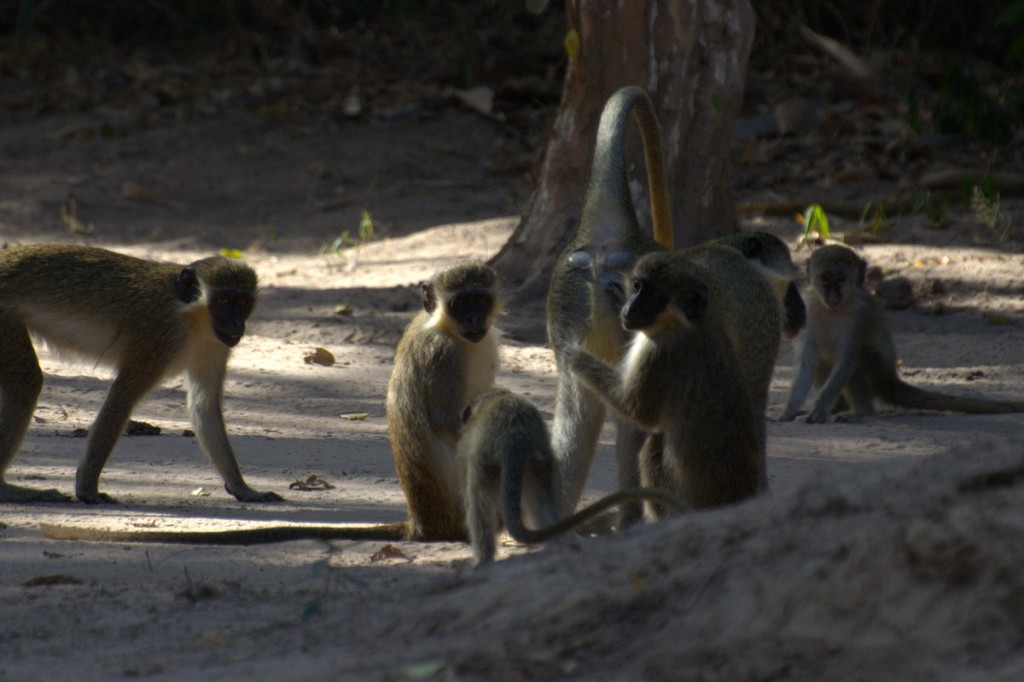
[459,387,688,566]
[570,251,763,512]
[386,260,501,541]
[711,231,806,338]
[0,244,281,504]
[546,86,674,523]
[781,244,1024,422]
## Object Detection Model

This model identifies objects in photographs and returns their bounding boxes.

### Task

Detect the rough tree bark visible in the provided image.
[492,0,755,302]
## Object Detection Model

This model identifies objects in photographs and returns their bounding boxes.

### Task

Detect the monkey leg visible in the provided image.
[185,358,283,503]
[549,371,607,517]
[75,365,163,504]
[639,434,674,519]
[465,462,501,566]
[843,369,876,418]
[614,419,646,527]
[0,321,64,503]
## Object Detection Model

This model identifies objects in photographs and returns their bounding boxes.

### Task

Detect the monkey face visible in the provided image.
[208,288,254,347]
[815,270,849,309]
[622,276,709,334]
[447,289,495,343]
[622,277,668,331]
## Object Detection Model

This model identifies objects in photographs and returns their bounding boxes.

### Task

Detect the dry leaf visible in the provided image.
[340,412,370,421]
[190,487,211,497]
[370,544,413,562]
[126,420,160,436]
[303,347,335,366]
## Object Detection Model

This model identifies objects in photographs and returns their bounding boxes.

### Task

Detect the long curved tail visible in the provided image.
[584,86,674,250]
[875,374,1024,414]
[501,471,688,546]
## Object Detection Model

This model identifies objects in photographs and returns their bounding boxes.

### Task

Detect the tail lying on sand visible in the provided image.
[876,375,1024,414]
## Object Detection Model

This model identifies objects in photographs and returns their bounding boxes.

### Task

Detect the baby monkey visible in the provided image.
[781,244,1024,422]
[459,387,688,567]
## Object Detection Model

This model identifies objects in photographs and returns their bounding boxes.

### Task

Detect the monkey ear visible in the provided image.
[856,258,867,287]
[682,284,709,321]
[739,236,762,259]
[175,267,201,304]
[421,283,437,313]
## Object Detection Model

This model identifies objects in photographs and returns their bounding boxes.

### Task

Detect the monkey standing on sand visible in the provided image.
[546,86,674,523]
[0,244,281,503]
[386,260,501,541]
[570,251,763,513]
[781,243,1024,423]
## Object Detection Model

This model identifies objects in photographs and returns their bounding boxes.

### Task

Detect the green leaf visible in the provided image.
[802,204,831,238]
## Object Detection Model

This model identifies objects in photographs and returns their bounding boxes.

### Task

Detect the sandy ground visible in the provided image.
[1,104,1024,681]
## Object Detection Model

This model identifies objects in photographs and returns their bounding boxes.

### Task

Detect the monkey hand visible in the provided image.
[805,404,832,424]
[227,484,285,503]
[777,409,798,422]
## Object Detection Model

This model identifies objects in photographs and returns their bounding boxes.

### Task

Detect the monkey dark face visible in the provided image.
[816,270,850,309]
[622,276,707,333]
[208,288,254,347]
[448,289,495,343]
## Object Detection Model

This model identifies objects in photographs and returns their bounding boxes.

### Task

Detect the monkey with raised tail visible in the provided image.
[458,387,689,566]
[386,260,501,541]
[570,251,763,513]
[0,244,281,504]
[781,243,1024,423]
[546,85,674,524]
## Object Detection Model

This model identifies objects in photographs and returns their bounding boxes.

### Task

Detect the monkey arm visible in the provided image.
[185,356,283,502]
[569,350,657,430]
[806,310,869,423]
[780,337,819,421]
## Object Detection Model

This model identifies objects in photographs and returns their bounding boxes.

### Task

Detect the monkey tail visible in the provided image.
[501,479,690,546]
[585,86,674,250]
[41,521,410,545]
[874,374,1024,414]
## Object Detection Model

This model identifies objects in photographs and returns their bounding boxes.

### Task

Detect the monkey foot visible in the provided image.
[229,487,284,503]
[0,483,69,503]
[76,490,119,504]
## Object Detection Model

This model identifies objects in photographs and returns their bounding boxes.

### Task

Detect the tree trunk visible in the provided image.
[492,0,755,303]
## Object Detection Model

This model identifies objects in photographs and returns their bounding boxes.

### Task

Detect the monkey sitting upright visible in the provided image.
[570,251,763,513]
[781,243,1024,423]
[0,244,281,503]
[386,260,501,541]
[459,386,688,566]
